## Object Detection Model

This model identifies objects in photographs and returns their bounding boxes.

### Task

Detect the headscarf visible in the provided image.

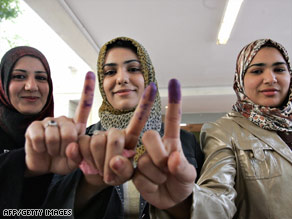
[0,46,54,149]
[233,39,292,132]
[97,37,162,157]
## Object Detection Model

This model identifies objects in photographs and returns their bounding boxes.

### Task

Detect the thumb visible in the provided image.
[168,151,197,183]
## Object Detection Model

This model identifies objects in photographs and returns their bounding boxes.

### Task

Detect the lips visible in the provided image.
[113,89,135,94]
[260,88,279,96]
[21,96,40,101]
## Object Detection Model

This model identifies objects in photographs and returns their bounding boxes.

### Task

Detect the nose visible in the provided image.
[116,68,129,85]
[25,76,38,91]
[263,69,277,85]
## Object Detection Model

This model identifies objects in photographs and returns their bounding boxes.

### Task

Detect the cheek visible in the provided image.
[103,79,113,99]
[41,83,50,99]
[282,75,291,94]
[8,83,19,100]
[243,76,258,95]
[136,74,145,92]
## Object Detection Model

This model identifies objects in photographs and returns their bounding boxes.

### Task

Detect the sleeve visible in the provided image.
[150,121,237,219]
[0,148,26,211]
[190,121,237,219]
[42,169,114,219]
[0,148,52,214]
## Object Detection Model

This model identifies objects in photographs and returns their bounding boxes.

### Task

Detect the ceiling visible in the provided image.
[24,0,292,123]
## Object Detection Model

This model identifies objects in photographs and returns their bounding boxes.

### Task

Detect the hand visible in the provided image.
[133,79,197,213]
[76,82,158,187]
[25,71,95,175]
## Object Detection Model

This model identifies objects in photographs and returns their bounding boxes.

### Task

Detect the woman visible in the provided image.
[0,46,54,212]
[41,37,203,219]
[193,39,292,218]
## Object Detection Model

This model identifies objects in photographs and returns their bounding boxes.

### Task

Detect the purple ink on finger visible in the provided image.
[85,85,94,94]
[168,79,181,104]
[86,71,96,80]
[138,103,149,120]
[83,96,93,107]
[142,82,156,101]
[149,82,157,101]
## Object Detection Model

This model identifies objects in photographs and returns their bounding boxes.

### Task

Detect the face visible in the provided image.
[9,56,50,115]
[244,47,290,107]
[103,47,145,110]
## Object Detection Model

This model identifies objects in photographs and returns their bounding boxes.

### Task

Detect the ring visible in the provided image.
[45,120,58,128]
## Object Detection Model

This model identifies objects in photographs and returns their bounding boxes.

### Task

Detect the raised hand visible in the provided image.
[133,79,197,213]
[76,82,157,187]
[25,71,95,175]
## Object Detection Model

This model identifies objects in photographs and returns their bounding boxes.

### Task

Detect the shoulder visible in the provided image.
[201,111,245,137]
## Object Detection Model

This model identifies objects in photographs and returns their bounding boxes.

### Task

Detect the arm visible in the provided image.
[189,121,237,219]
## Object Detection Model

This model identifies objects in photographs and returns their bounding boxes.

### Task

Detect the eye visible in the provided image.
[104,70,116,76]
[36,75,48,81]
[11,74,26,80]
[274,67,287,73]
[250,69,263,74]
[128,67,141,73]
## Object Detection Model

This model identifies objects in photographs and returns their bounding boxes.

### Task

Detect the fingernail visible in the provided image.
[86,71,96,80]
[149,82,157,101]
[105,174,114,184]
[168,79,181,103]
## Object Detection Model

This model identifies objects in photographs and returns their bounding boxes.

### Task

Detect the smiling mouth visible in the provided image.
[113,89,134,94]
[21,96,40,101]
[260,89,279,96]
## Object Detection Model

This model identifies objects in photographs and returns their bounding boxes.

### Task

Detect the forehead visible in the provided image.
[13,56,45,69]
[104,47,139,63]
[251,47,285,64]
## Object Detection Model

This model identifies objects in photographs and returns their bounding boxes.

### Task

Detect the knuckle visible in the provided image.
[30,134,44,144]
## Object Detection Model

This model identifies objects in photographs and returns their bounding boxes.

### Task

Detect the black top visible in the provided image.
[0,127,53,217]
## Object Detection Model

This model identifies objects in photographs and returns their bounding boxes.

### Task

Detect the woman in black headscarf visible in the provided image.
[0,46,54,212]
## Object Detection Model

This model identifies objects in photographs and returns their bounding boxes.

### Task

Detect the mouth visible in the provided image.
[260,88,279,96]
[113,89,135,95]
[21,96,40,101]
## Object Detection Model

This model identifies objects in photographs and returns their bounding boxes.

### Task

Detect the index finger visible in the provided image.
[125,82,157,149]
[164,79,181,139]
[74,71,96,134]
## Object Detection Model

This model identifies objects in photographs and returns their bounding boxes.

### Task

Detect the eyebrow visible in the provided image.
[103,59,140,68]
[247,62,287,69]
[13,69,47,74]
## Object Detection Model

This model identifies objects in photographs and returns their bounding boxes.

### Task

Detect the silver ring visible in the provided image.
[45,120,58,128]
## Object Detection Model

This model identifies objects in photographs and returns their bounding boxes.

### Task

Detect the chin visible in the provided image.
[19,108,42,115]
[117,104,137,111]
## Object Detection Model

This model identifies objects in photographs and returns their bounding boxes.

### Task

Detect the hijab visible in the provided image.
[233,39,292,132]
[97,37,162,159]
[0,46,54,149]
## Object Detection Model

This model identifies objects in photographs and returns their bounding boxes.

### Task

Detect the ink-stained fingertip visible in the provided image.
[149,82,157,101]
[143,82,157,101]
[85,71,96,80]
[168,79,181,104]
